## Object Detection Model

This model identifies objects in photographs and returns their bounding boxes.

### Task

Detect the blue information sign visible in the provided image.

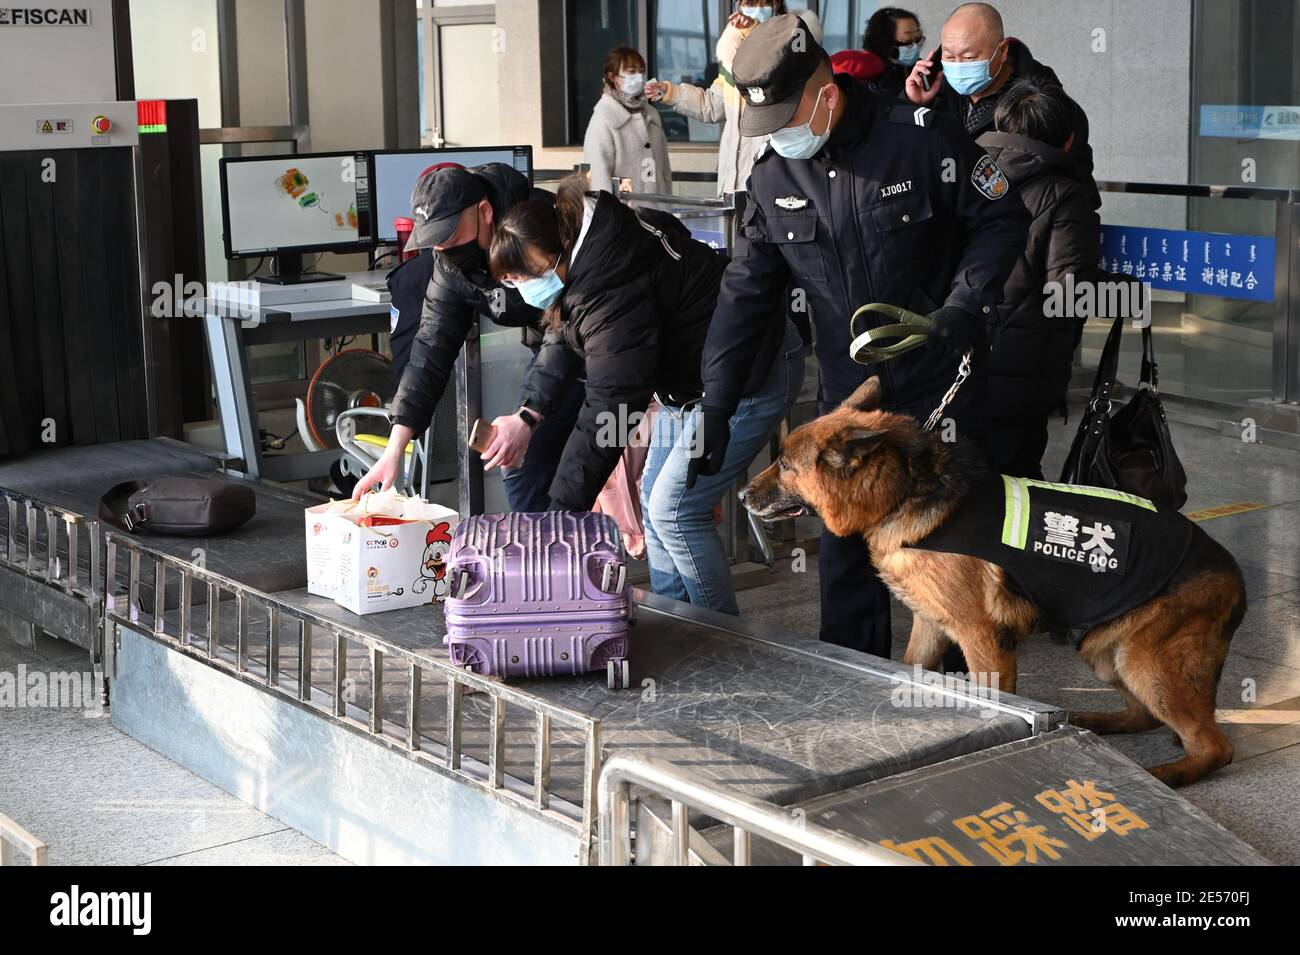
[1098,225,1274,302]
[1200,104,1300,141]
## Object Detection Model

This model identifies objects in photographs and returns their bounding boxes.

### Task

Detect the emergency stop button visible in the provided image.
[92,115,112,134]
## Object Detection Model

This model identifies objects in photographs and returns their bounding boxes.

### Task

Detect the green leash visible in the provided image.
[847,302,973,433]
[848,303,932,365]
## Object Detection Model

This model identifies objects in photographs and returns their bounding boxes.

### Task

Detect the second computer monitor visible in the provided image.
[367,146,533,244]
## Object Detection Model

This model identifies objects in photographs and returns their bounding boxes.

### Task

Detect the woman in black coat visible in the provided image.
[487,177,806,615]
[977,78,1102,478]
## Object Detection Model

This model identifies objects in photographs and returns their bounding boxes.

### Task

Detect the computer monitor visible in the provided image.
[220,151,373,283]
[363,146,533,244]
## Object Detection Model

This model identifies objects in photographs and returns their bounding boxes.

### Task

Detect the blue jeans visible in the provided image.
[641,323,806,615]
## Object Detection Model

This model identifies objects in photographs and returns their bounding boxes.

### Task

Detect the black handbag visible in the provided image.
[1059,314,1188,509]
[99,477,256,536]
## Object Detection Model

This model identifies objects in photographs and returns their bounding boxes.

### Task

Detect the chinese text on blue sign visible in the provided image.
[1098,225,1275,303]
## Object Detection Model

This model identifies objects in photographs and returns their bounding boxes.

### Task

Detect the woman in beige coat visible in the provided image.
[583,46,673,195]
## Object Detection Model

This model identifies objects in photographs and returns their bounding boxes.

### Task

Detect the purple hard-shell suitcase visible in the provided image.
[442,512,633,688]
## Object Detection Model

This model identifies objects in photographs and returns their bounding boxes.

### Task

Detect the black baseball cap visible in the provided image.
[409,166,488,249]
[733,14,828,137]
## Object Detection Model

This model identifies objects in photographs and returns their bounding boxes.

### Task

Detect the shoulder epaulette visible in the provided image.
[888,103,935,128]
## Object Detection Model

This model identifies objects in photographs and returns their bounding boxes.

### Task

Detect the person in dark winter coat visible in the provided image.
[861,6,925,99]
[489,177,805,615]
[353,162,585,511]
[904,2,1099,207]
[978,77,1101,478]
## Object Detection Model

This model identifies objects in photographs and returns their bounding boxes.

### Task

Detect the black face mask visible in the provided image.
[440,239,488,274]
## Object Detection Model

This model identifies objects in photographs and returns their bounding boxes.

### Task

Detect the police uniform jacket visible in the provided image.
[701,74,1031,417]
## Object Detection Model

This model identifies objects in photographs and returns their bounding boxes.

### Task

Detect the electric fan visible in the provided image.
[295,349,393,453]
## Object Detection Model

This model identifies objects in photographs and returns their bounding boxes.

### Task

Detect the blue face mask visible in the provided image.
[942,49,1001,96]
[769,88,830,160]
[740,5,773,22]
[894,41,923,66]
[516,259,565,310]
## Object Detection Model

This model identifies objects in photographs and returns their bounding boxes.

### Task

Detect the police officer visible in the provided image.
[692,14,1030,658]
[354,163,585,510]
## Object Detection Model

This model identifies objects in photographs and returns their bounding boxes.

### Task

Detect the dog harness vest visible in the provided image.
[906,475,1195,643]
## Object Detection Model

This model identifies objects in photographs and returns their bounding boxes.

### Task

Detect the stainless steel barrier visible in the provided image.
[0,493,101,599]
[0,490,103,660]
[101,533,605,863]
[596,753,916,866]
[0,812,47,866]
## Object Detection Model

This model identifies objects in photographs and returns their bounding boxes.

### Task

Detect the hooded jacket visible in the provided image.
[539,191,778,510]
[388,163,559,436]
[933,38,1099,208]
[976,130,1101,422]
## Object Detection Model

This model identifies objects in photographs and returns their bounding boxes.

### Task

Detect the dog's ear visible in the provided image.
[819,427,885,472]
[837,376,883,414]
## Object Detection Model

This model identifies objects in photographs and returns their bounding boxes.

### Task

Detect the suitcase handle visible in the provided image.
[446,558,488,601]
[592,555,627,595]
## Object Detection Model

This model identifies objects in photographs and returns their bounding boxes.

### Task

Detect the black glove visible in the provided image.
[927,305,979,362]
[685,407,732,490]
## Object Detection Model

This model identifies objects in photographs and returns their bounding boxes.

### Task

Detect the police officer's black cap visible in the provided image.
[733,14,829,137]
[408,166,488,249]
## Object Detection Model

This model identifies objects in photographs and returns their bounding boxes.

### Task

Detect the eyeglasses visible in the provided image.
[499,252,560,289]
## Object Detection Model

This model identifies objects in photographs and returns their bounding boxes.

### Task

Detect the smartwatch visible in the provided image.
[516,407,540,430]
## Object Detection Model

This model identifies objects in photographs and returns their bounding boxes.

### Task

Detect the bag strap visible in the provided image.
[1088,313,1126,414]
[1139,320,1159,390]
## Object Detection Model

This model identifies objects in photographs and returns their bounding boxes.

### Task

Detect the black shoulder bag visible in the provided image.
[1059,313,1188,509]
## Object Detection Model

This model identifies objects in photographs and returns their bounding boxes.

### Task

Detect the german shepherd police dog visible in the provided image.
[741,377,1246,787]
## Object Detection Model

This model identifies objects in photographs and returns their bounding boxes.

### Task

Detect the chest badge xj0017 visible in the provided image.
[775,195,810,210]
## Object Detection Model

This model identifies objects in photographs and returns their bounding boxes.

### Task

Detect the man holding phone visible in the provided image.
[904,2,1098,206]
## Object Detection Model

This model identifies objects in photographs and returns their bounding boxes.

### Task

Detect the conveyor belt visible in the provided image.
[153,584,1059,812]
[0,437,219,495]
[0,443,322,652]
[2,463,319,598]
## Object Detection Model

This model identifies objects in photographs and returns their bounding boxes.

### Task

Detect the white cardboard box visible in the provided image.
[304,496,459,615]
[305,502,342,599]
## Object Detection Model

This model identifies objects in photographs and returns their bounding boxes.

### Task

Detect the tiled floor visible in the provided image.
[736,407,1300,865]
[0,632,346,867]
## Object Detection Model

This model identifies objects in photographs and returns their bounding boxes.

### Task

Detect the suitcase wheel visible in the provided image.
[606,658,630,690]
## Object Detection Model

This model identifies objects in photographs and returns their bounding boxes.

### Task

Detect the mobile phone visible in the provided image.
[469,418,497,454]
[920,47,943,92]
